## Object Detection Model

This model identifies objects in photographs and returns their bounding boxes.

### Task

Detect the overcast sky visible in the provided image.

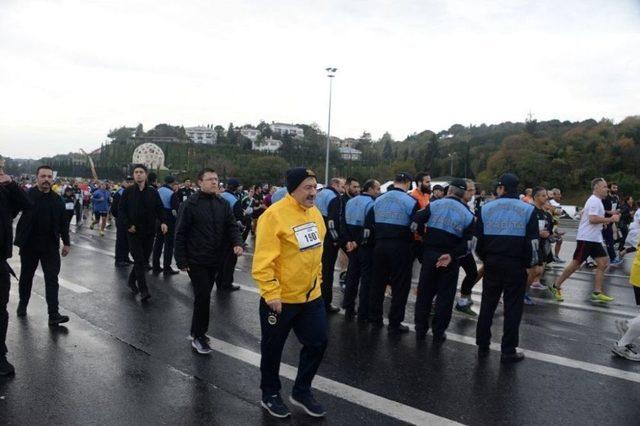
[1,0,639,159]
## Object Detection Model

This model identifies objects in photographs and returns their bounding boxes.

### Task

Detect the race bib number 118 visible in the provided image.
[293,222,321,251]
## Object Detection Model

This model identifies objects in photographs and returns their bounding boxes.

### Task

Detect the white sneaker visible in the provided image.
[611,342,640,361]
[530,281,545,290]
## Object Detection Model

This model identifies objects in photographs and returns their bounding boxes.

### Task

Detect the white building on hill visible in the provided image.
[252,137,282,153]
[270,123,304,139]
[240,128,260,141]
[186,125,217,144]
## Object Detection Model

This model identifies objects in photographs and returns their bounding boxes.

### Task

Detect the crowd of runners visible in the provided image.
[2,161,640,419]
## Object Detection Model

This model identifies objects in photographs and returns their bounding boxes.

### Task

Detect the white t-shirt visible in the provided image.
[576,195,605,243]
[625,209,640,248]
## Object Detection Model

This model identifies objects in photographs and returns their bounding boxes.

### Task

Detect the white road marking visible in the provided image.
[209,336,461,426]
[68,239,640,384]
[7,261,92,294]
[233,282,640,385]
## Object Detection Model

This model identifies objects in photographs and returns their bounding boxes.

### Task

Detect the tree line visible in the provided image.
[4,116,640,201]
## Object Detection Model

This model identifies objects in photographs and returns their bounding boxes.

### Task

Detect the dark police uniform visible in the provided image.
[218,190,244,290]
[152,184,177,272]
[369,186,418,332]
[315,186,343,311]
[341,193,375,320]
[110,187,130,264]
[414,196,475,339]
[476,191,538,357]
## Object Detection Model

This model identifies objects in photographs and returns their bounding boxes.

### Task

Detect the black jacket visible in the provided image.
[174,192,243,269]
[0,182,32,260]
[118,184,166,235]
[14,187,70,250]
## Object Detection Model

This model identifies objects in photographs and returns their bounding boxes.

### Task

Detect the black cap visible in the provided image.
[432,184,444,192]
[125,175,133,181]
[497,173,519,190]
[286,167,317,193]
[394,172,413,183]
[449,178,468,191]
[164,175,176,184]
[227,178,240,191]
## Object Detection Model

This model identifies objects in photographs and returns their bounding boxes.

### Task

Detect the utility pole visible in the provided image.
[324,67,337,186]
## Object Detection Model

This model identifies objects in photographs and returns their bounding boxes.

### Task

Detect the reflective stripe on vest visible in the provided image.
[221,191,238,209]
[345,194,374,226]
[374,190,415,226]
[158,186,173,209]
[315,188,337,217]
[481,198,534,237]
[427,198,474,238]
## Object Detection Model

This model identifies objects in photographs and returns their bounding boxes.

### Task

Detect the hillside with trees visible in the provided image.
[4,117,640,200]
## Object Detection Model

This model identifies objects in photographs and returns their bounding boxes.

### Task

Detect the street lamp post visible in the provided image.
[448,152,456,177]
[324,67,337,186]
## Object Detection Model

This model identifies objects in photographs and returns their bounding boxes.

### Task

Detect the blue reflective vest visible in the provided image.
[427,198,475,238]
[374,189,415,226]
[220,191,238,209]
[158,186,173,209]
[315,188,338,217]
[345,194,375,227]
[481,198,534,237]
[271,187,287,204]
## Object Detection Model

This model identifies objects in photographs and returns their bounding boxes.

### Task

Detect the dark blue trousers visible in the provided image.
[342,246,373,318]
[414,250,460,336]
[259,297,328,398]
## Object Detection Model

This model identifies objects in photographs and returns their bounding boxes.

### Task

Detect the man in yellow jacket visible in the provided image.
[252,167,328,419]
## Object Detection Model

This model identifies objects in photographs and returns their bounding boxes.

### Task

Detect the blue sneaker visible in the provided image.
[523,293,535,305]
[261,394,291,418]
[609,258,624,268]
[289,393,326,417]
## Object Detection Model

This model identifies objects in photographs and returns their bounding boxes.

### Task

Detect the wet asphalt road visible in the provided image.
[1,221,639,425]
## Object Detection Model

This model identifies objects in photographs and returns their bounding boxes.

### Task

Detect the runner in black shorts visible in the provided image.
[548,178,620,303]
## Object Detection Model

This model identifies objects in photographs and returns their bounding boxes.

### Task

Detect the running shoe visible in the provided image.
[530,281,545,290]
[553,255,565,264]
[100,231,105,237]
[611,343,640,361]
[289,393,326,417]
[591,292,614,303]
[455,302,477,317]
[547,284,564,302]
[609,258,624,268]
[261,394,291,418]
[523,294,535,305]
[191,336,213,355]
[585,261,596,269]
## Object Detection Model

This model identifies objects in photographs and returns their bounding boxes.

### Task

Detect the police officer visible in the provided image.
[369,172,418,335]
[342,179,380,322]
[217,178,244,291]
[476,173,539,363]
[252,167,328,419]
[111,177,133,267]
[0,161,31,375]
[315,177,345,313]
[413,178,475,342]
[152,176,179,275]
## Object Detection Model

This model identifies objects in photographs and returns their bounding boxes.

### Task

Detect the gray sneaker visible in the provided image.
[612,342,640,361]
[191,336,213,355]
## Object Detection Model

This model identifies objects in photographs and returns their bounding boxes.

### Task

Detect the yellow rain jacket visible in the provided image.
[630,246,640,287]
[252,193,326,303]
